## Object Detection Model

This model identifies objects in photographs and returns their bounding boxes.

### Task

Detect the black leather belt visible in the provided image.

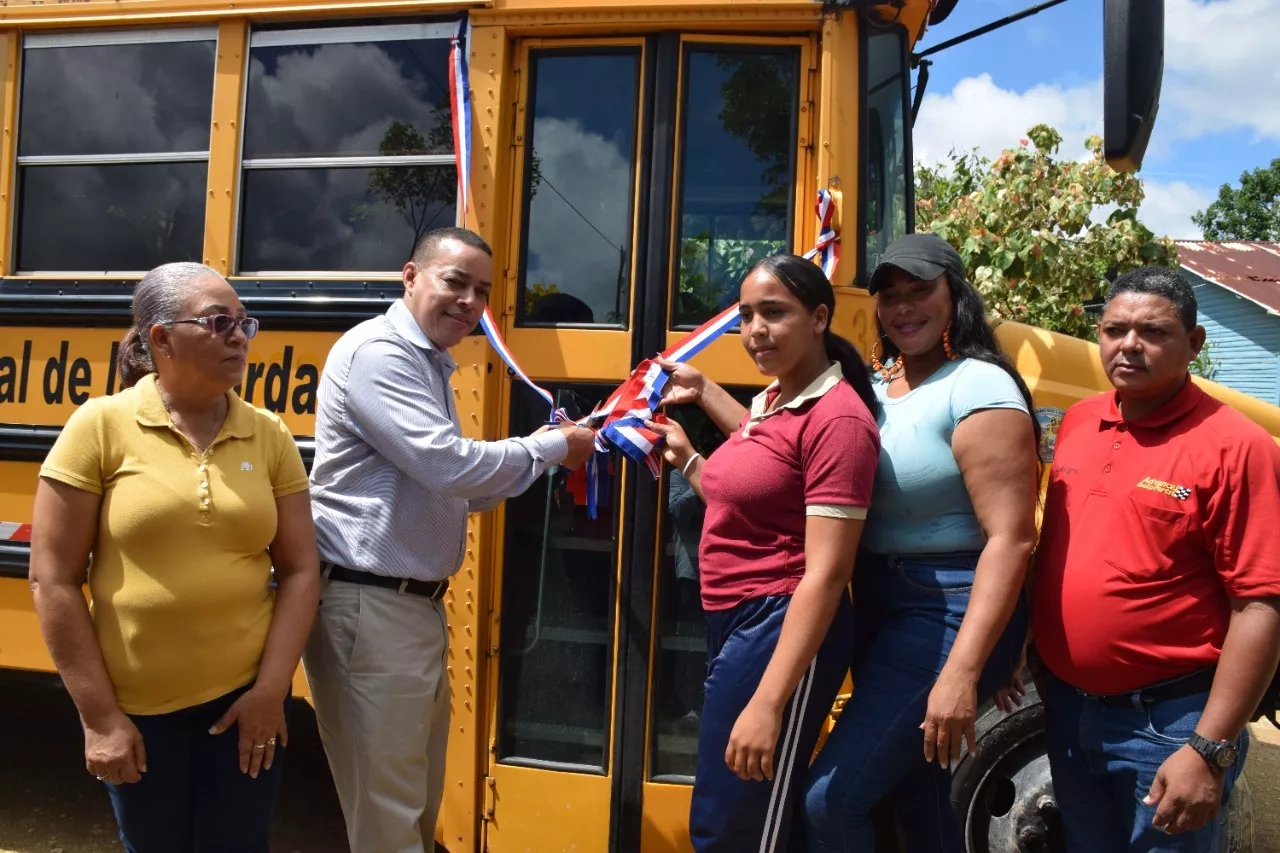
[1080,666,1217,708]
[321,562,449,601]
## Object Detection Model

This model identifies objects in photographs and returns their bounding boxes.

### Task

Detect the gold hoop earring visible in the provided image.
[943,323,955,360]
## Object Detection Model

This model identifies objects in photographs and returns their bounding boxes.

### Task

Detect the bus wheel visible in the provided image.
[951,681,1060,853]
[951,679,1254,853]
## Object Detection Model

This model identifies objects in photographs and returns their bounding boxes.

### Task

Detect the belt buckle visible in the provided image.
[398,579,410,594]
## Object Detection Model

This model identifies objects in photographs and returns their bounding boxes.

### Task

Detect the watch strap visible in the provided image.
[1188,731,1236,771]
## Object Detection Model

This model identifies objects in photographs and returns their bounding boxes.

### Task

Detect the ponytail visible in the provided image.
[116,261,223,391]
[823,330,879,419]
[116,327,154,390]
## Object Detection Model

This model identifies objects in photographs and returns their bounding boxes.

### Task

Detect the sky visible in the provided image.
[911,0,1280,240]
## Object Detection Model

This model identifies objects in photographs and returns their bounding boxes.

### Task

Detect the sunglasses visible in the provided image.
[166,314,260,339]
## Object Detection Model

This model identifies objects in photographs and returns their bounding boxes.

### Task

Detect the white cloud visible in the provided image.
[913,71,1214,239]
[1137,180,1212,240]
[523,117,634,323]
[1164,0,1280,142]
[912,73,1102,165]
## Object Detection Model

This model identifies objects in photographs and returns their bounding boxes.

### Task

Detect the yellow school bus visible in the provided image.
[0,0,1275,850]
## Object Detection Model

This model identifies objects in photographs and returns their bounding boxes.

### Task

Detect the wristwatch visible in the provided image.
[1188,731,1240,771]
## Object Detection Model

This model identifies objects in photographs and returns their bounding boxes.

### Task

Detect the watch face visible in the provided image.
[1215,744,1239,768]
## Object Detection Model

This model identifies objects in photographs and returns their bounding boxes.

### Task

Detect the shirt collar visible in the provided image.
[749,361,845,421]
[133,373,254,440]
[1100,374,1204,429]
[388,299,435,350]
[387,299,457,370]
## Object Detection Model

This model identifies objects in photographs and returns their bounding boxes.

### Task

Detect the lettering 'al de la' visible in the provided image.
[0,340,320,416]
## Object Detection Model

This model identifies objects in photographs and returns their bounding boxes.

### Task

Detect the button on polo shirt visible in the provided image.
[1031,378,1280,695]
[39,374,309,714]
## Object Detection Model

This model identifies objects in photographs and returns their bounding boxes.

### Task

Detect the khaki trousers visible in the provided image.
[303,579,450,853]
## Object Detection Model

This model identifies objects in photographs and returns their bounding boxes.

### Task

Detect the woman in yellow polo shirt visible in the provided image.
[28,262,320,853]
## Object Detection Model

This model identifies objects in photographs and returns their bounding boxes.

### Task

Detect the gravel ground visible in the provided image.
[0,670,346,853]
[2,669,1279,852]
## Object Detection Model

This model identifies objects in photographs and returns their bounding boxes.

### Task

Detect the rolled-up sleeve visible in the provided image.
[344,337,568,501]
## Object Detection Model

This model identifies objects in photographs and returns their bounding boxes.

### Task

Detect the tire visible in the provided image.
[949,677,1253,853]
[950,680,1060,853]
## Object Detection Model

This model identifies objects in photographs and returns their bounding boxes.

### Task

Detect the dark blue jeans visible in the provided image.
[104,684,290,853]
[804,552,1028,852]
[690,592,855,853]
[1043,671,1247,852]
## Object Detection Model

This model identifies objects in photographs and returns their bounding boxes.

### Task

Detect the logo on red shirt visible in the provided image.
[1136,477,1191,501]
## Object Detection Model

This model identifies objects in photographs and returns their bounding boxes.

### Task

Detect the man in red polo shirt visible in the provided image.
[1031,265,1280,852]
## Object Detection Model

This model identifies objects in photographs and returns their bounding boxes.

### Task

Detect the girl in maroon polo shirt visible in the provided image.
[648,254,880,853]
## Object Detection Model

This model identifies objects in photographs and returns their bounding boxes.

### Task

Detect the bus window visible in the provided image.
[649,392,754,781]
[517,50,641,329]
[497,382,621,772]
[15,29,215,273]
[863,24,911,273]
[673,47,800,328]
[237,23,457,274]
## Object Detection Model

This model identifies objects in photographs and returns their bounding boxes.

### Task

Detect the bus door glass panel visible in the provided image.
[517,50,641,328]
[673,48,800,328]
[863,25,910,271]
[649,391,757,781]
[497,383,621,771]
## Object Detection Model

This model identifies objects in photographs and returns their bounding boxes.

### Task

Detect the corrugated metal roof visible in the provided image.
[1177,241,1280,316]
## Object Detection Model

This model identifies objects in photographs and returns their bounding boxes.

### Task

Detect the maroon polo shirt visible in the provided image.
[1031,378,1280,694]
[697,364,880,612]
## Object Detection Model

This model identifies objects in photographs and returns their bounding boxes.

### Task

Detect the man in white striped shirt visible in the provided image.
[302,227,596,853]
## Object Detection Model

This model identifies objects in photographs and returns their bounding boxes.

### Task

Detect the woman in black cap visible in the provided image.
[802,233,1040,851]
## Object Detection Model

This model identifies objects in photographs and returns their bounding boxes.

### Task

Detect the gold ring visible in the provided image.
[253,743,266,750]
[266,737,277,746]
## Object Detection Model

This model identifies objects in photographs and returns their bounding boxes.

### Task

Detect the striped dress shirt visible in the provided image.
[309,300,568,581]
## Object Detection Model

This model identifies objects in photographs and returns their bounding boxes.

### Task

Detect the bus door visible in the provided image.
[484,32,815,853]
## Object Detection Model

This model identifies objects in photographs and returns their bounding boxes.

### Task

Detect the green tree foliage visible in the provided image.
[715,54,794,211]
[366,111,456,258]
[1190,339,1220,382]
[1191,158,1280,241]
[915,124,1178,338]
[675,56,792,322]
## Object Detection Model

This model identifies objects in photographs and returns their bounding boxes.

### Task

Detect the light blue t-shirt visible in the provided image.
[862,357,1030,555]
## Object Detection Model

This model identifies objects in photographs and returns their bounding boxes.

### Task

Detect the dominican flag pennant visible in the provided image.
[448,19,473,219]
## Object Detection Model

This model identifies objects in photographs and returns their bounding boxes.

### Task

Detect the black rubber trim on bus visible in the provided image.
[0,279,405,330]
[607,31,679,853]
[0,425,59,462]
[0,443,313,582]
[0,541,30,578]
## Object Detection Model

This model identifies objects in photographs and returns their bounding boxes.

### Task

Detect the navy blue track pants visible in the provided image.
[690,592,854,853]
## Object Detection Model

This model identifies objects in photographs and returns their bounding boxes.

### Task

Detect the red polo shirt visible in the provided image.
[1031,378,1280,694]
[697,363,880,611]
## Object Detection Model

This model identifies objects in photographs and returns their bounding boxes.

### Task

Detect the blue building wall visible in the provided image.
[1189,272,1280,405]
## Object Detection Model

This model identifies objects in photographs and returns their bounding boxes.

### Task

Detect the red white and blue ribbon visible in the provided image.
[802,189,840,280]
[590,303,741,485]
[448,25,840,515]
[449,19,473,220]
[477,305,572,421]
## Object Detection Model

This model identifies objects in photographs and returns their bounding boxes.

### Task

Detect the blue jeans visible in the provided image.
[1043,671,1248,852]
[690,593,855,853]
[104,684,290,853]
[804,552,1028,852]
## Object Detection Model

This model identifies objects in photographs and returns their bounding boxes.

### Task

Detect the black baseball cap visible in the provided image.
[868,233,967,294]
